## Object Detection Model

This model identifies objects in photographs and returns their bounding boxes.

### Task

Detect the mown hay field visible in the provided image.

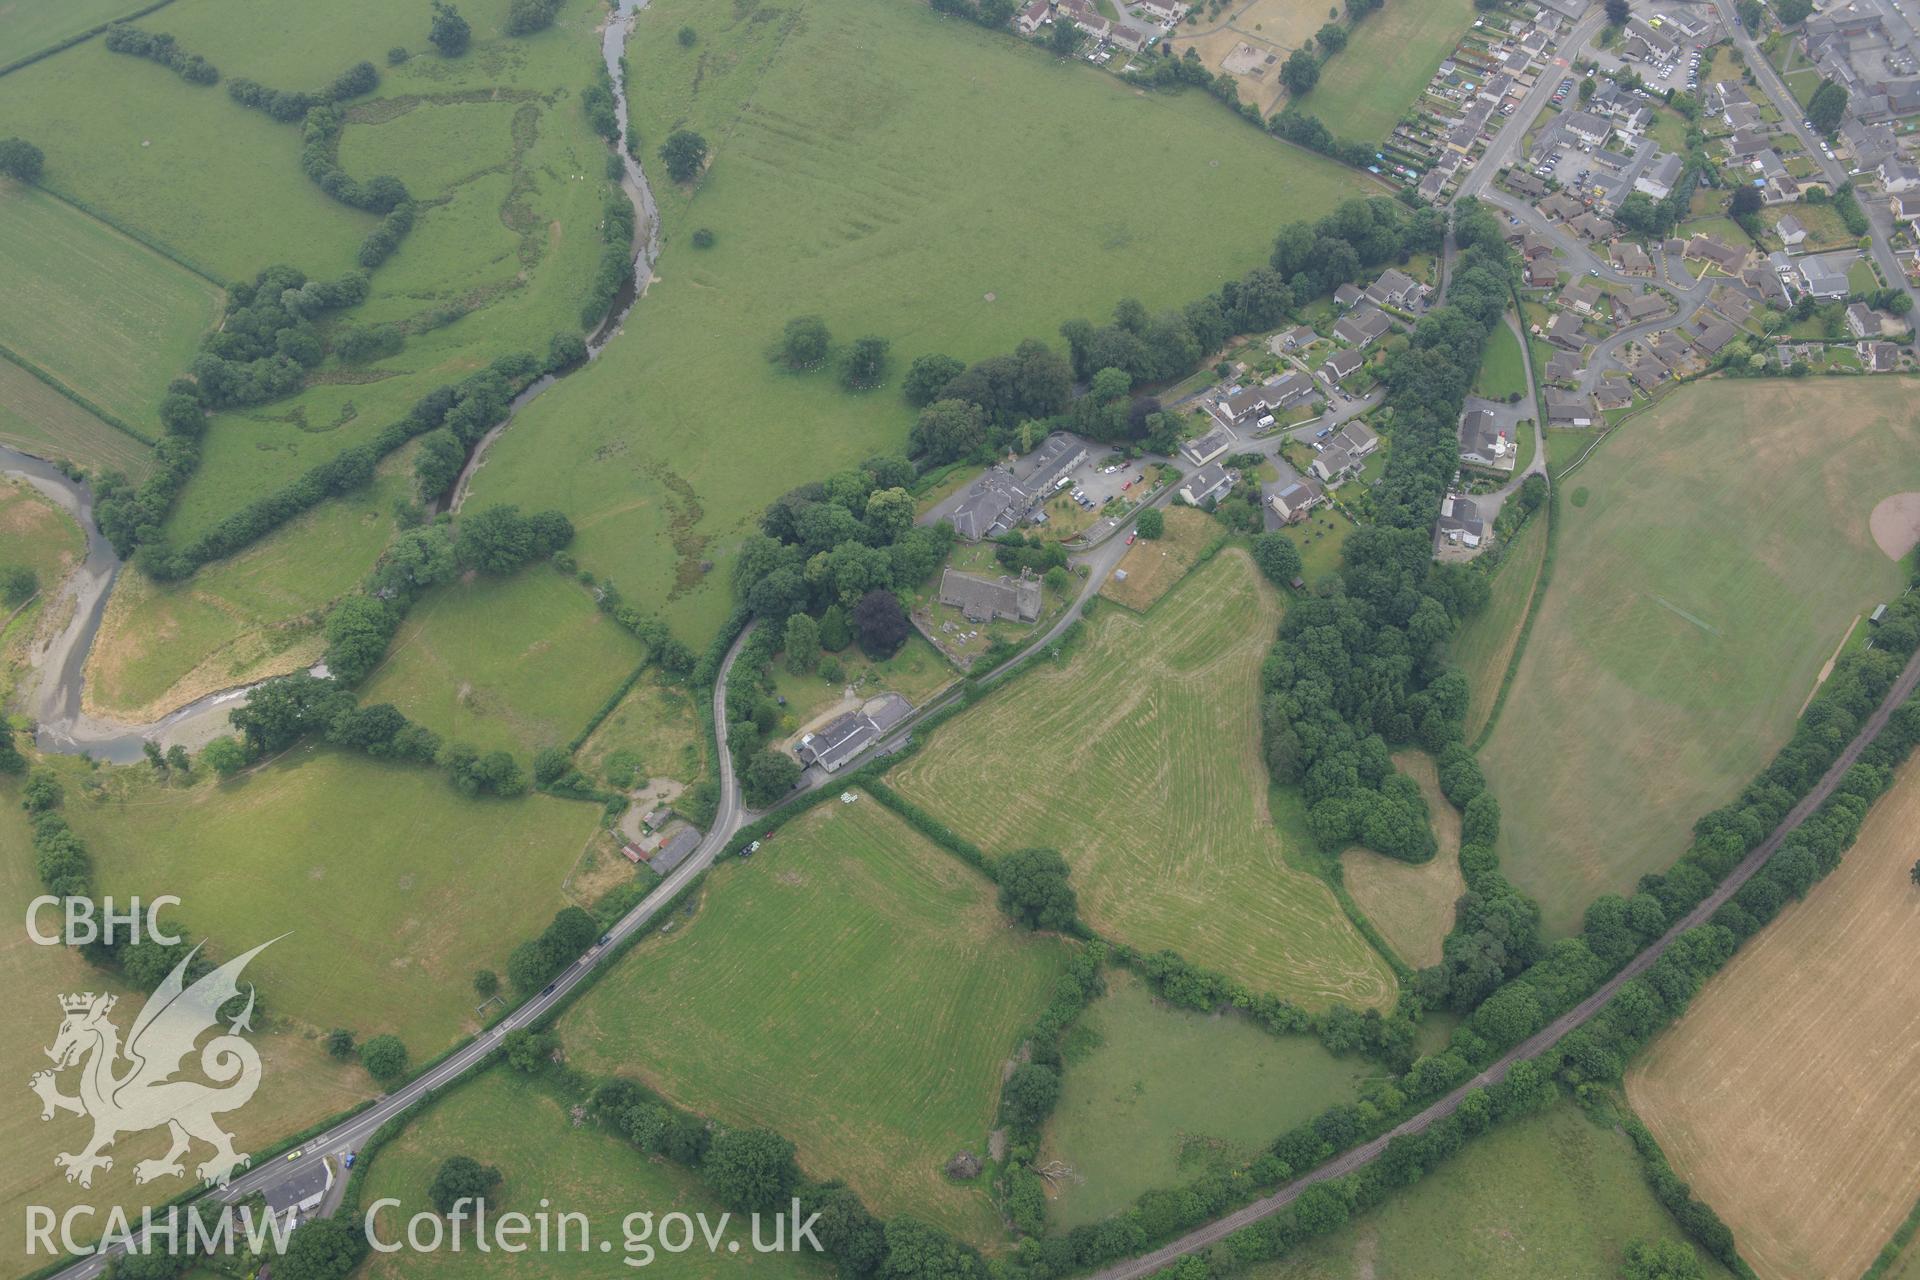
[0,356,153,478]
[0,775,372,1265]
[1301,0,1479,145]
[1446,511,1548,744]
[1099,507,1225,612]
[563,793,1073,1246]
[474,0,1386,643]
[1340,751,1463,969]
[893,551,1398,1010]
[358,566,645,757]
[57,748,600,1052]
[1246,1100,1734,1279]
[1043,970,1369,1229]
[82,455,412,720]
[1480,381,1920,936]
[359,1069,832,1280]
[0,184,220,429]
[1626,756,1920,1280]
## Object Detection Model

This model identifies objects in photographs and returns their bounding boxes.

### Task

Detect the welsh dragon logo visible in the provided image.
[30,938,277,1190]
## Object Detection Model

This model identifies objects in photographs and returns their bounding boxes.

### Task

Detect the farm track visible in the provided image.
[1086,644,1920,1280]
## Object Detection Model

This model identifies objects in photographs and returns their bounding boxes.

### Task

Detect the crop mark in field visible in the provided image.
[1647,594,1720,635]
[644,462,711,598]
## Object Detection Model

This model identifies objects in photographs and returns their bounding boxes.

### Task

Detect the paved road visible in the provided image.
[1089,643,1920,1280]
[41,623,755,1279]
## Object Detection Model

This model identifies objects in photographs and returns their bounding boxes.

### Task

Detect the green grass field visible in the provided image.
[563,793,1072,1245]
[473,0,1384,643]
[1480,381,1920,935]
[0,774,373,1266]
[0,356,153,478]
[360,566,645,758]
[1044,971,1369,1228]
[577,678,709,793]
[57,748,600,1051]
[1448,512,1549,744]
[1303,0,1477,145]
[1471,317,1527,402]
[0,0,150,65]
[892,551,1398,1011]
[0,184,221,429]
[84,455,412,719]
[359,1069,833,1280]
[1246,1100,1733,1279]
[0,473,83,598]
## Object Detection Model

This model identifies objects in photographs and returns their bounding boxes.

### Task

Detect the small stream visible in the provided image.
[6,0,663,759]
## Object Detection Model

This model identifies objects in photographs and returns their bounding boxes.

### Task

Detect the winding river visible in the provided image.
[2,0,661,762]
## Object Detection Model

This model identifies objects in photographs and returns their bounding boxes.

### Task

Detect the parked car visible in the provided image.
[1121,479,1132,490]
[1125,533,1136,545]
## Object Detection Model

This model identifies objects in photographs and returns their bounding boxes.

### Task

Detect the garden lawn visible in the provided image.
[1479,380,1920,936]
[358,1069,833,1280]
[1043,971,1369,1229]
[892,551,1398,1011]
[57,748,599,1051]
[359,566,646,758]
[0,357,153,478]
[1302,0,1478,146]
[82,455,412,721]
[473,0,1384,644]
[562,793,1072,1246]
[1470,316,1527,402]
[1245,1099,1733,1280]
[1099,507,1226,611]
[1447,511,1548,743]
[0,185,220,429]
[0,775,372,1266]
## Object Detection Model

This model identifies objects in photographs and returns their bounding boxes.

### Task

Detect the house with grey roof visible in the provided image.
[794,694,913,774]
[1267,476,1324,523]
[1546,310,1588,350]
[1365,268,1426,311]
[1435,493,1487,552]
[1332,305,1393,348]
[1458,408,1517,472]
[1635,152,1685,201]
[1179,462,1235,506]
[1182,424,1236,464]
[1776,213,1808,248]
[1798,255,1852,300]
[1332,283,1365,309]
[1546,391,1596,426]
[651,825,703,874]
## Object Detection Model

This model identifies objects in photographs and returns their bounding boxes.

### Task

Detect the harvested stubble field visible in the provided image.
[59,749,599,1052]
[0,184,220,430]
[476,0,1383,643]
[358,567,646,757]
[1098,506,1225,612]
[358,1070,830,1280]
[1339,751,1463,969]
[0,777,371,1265]
[1480,381,1920,935]
[893,551,1397,1010]
[1043,970,1369,1229]
[563,794,1071,1246]
[1626,756,1920,1280]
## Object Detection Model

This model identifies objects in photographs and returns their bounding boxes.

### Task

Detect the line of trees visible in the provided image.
[227,60,379,123]
[102,24,219,85]
[581,191,635,329]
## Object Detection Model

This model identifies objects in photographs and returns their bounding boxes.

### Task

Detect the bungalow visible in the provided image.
[1319,348,1365,386]
[1267,476,1326,524]
[1722,101,1762,132]
[1619,291,1668,323]
[1525,257,1559,288]
[1594,382,1634,411]
[1568,212,1616,241]
[1861,341,1900,372]
[1892,193,1920,224]
[1686,235,1748,273]
[1505,170,1549,199]
[1365,268,1426,311]
[1611,241,1654,276]
[1179,461,1235,506]
[1776,213,1809,248]
[1726,128,1769,160]
[1268,324,1318,353]
[1434,493,1487,551]
[1691,320,1737,356]
[1560,281,1603,316]
[1635,151,1685,201]
[1798,256,1852,300]
[1182,423,1235,464]
[1332,305,1393,348]
[1521,233,1557,261]
[1546,348,1586,385]
[1538,192,1586,222]
[1458,408,1517,472]
[1546,310,1588,350]
[1332,282,1365,309]
[1546,391,1596,426]
[1418,167,1450,204]
[1743,264,1794,309]
[262,1162,335,1228]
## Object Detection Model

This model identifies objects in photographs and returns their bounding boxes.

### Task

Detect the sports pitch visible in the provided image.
[1480,381,1920,935]
[893,550,1398,1010]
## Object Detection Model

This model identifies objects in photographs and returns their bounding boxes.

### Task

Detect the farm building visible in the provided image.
[938,568,1041,624]
[794,694,914,774]
[651,826,703,875]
